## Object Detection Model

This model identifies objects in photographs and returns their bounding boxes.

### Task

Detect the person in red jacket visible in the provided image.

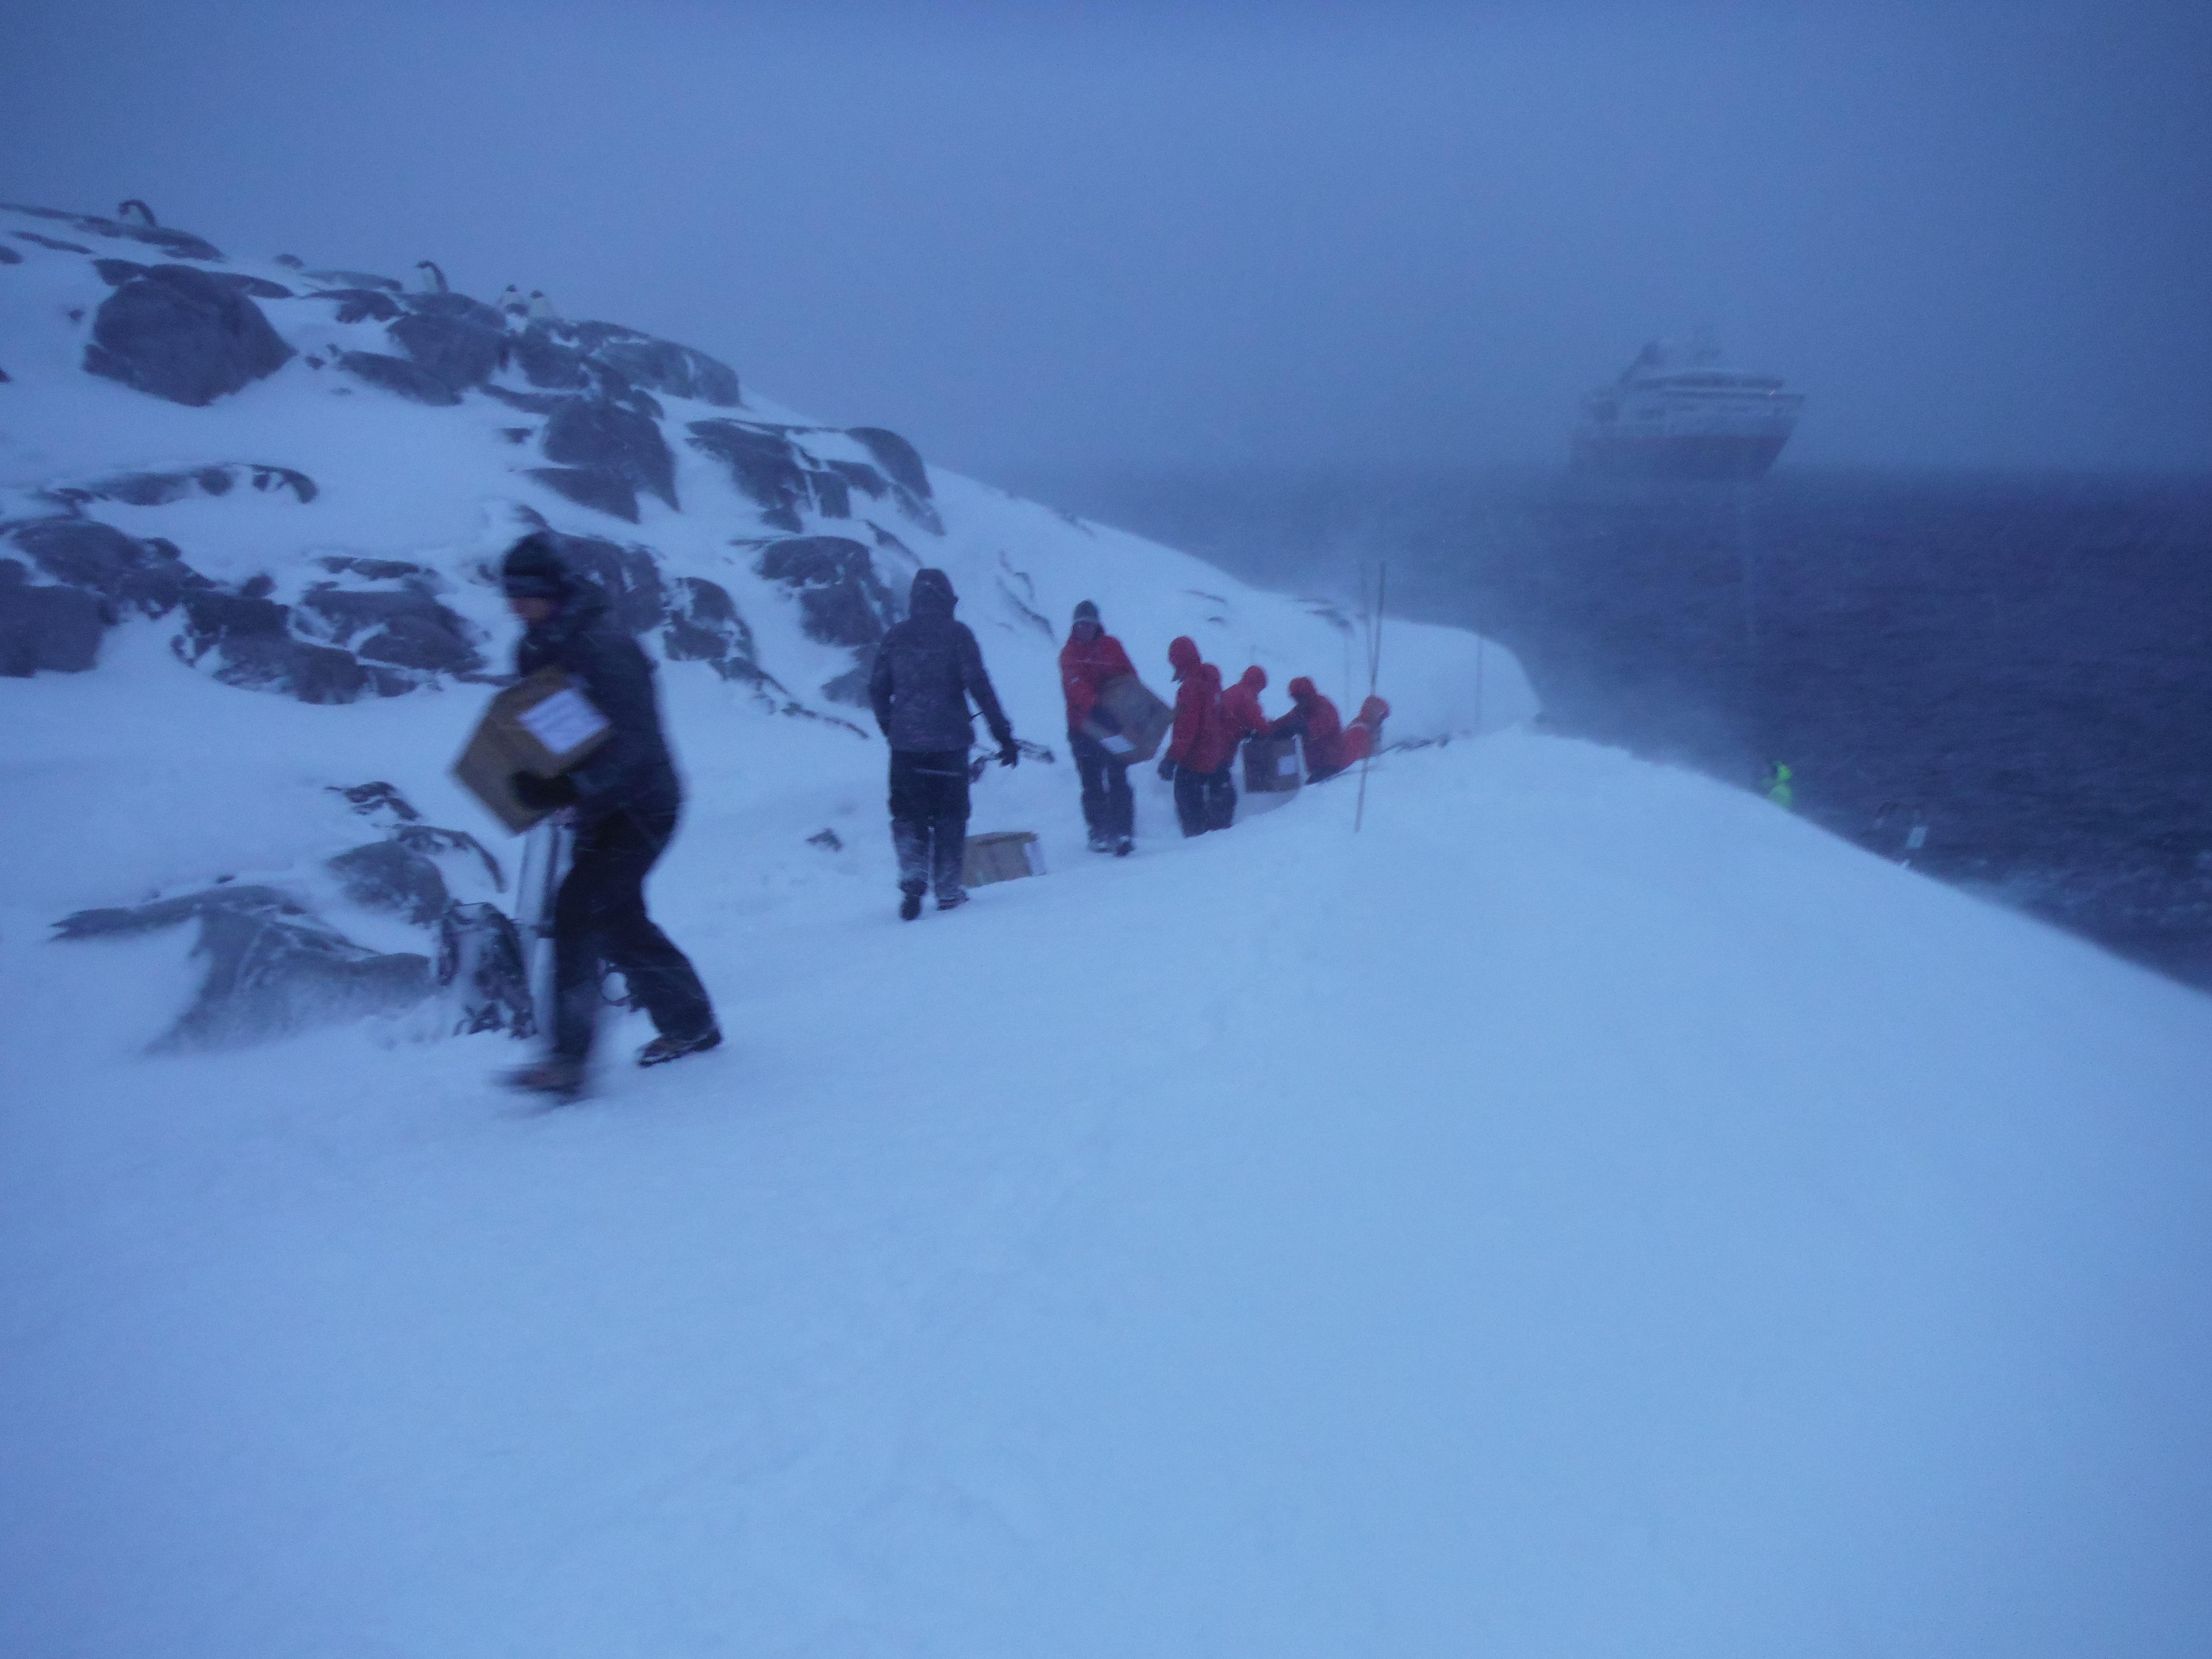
[1222,664,1272,745]
[1059,599,1138,854]
[1342,694,1391,765]
[1269,676,1349,780]
[1158,635,1236,835]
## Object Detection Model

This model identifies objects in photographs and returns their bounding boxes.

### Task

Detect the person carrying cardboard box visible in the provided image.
[1059,600,1141,855]
[1158,635,1237,835]
[494,533,720,1100]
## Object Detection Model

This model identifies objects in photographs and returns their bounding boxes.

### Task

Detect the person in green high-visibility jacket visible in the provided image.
[1765,762,1794,810]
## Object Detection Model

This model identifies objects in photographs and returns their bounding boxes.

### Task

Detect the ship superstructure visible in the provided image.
[1571,334,1802,479]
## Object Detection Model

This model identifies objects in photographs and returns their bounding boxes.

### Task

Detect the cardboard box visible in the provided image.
[1242,733,1302,793]
[452,668,614,834]
[1085,674,1174,764]
[962,830,1042,888]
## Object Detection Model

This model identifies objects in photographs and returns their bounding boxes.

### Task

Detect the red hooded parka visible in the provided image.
[1342,694,1391,764]
[1164,636,1236,773]
[1222,664,1271,742]
[1059,624,1138,738]
[1270,676,1348,776]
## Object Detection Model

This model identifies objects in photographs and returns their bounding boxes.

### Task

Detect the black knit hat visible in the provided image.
[1072,599,1100,624]
[501,531,570,600]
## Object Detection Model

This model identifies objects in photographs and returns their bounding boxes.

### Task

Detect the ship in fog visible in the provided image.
[1571,333,1803,480]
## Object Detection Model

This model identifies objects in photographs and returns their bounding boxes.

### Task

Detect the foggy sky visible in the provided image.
[3,0,2208,477]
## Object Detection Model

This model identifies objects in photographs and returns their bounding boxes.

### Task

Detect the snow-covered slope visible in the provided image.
[4,205,2210,1658]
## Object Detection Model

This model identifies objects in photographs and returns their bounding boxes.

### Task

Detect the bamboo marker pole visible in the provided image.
[1355,562,1385,832]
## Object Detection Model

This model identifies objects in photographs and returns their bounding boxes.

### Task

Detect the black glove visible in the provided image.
[998,737,1020,769]
[1157,757,1176,782]
[510,769,579,811]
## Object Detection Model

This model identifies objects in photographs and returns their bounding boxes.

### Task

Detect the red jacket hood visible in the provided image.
[1168,635,1202,679]
[1238,664,1266,691]
[1288,676,1317,702]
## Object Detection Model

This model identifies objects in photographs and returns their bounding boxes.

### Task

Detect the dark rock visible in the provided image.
[512,322,590,390]
[15,231,93,254]
[179,627,377,703]
[50,462,318,509]
[849,428,930,499]
[501,426,533,445]
[754,536,898,649]
[527,466,638,522]
[483,384,566,416]
[437,902,534,1037]
[542,397,677,509]
[305,268,402,291]
[2,516,206,614]
[661,575,779,690]
[330,781,422,823]
[83,265,294,407]
[565,321,741,407]
[314,555,435,585]
[688,420,808,532]
[397,823,504,890]
[328,838,451,925]
[337,350,461,405]
[93,257,150,286]
[808,469,852,519]
[826,459,890,501]
[0,245,22,265]
[389,301,507,394]
[2,203,222,261]
[0,563,106,674]
[533,531,666,634]
[108,265,290,300]
[275,255,304,269]
[308,287,403,324]
[296,586,484,675]
[54,884,433,1051]
[819,662,873,706]
[807,828,843,852]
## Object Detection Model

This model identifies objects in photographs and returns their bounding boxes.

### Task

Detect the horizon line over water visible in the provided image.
[1001,462,2212,993]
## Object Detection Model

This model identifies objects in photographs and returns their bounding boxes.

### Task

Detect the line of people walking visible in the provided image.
[491,543,1389,1100]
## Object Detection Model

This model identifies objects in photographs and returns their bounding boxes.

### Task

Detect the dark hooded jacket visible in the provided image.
[868,568,1013,754]
[515,579,681,823]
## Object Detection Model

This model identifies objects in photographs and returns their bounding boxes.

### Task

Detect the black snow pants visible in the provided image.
[889,747,971,900]
[1070,731,1134,843]
[1171,763,1237,837]
[553,805,716,1062]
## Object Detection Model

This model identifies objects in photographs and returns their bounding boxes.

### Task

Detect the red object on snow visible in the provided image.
[1344,694,1391,763]
[1164,637,1236,773]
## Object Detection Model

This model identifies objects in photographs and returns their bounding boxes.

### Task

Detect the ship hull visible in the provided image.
[1570,431,1791,481]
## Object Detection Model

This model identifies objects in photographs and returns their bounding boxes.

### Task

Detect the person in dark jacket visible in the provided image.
[1059,600,1138,854]
[868,567,1018,919]
[1269,676,1350,781]
[1158,635,1236,835]
[497,533,720,1100]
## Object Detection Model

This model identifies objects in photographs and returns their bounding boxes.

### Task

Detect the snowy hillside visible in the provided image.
[5,203,2211,1658]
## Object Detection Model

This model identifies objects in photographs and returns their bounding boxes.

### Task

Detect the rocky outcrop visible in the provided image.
[687,420,939,535]
[83,264,294,407]
[337,350,462,405]
[390,293,509,394]
[540,396,677,514]
[92,258,290,299]
[296,583,486,676]
[1,516,205,616]
[0,562,106,675]
[46,462,317,509]
[661,575,779,691]
[753,536,899,650]
[2,201,224,261]
[565,321,741,407]
[53,885,434,1051]
[309,287,404,325]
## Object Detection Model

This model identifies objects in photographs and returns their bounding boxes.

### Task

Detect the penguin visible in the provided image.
[527,290,559,322]
[116,199,157,228]
[416,260,450,295]
[496,284,526,316]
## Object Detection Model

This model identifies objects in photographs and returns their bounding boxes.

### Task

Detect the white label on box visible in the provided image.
[1278,755,1298,776]
[519,687,611,757]
[1100,733,1135,756]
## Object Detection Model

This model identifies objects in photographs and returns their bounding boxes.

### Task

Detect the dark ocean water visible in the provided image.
[1004,466,2212,992]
